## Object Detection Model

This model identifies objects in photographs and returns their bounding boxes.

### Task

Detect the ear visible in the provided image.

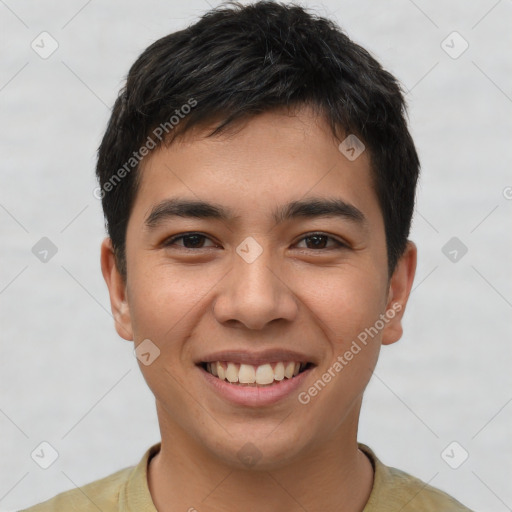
[381,240,417,346]
[100,237,133,341]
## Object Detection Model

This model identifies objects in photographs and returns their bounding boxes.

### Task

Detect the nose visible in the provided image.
[212,246,298,330]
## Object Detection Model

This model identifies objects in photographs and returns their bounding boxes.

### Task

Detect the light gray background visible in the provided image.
[1,1,511,511]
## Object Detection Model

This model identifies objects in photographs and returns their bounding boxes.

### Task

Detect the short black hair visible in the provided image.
[96,0,420,279]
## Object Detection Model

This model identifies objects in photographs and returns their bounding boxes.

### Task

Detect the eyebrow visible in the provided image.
[144,196,367,229]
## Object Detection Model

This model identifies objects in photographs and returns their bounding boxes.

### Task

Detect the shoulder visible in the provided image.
[18,465,134,512]
[359,444,474,512]
[19,443,160,512]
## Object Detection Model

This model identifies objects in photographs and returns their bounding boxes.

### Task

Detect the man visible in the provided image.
[22,1,473,510]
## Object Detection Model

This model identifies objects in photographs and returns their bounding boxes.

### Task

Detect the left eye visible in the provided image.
[295,233,346,250]
[162,232,346,250]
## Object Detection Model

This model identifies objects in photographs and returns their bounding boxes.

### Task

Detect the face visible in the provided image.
[102,106,416,469]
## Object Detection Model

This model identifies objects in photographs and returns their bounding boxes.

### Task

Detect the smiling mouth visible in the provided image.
[199,361,313,386]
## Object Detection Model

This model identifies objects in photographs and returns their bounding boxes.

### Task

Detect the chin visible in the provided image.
[201,420,312,471]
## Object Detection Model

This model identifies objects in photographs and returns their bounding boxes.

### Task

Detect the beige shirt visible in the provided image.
[20,443,473,511]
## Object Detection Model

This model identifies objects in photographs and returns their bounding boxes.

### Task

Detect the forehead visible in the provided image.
[130,107,382,232]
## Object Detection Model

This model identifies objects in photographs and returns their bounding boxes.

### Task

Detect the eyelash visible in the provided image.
[162,232,348,251]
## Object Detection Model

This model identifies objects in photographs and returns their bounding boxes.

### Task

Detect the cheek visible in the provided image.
[126,261,215,342]
[299,264,387,347]
[296,268,385,427]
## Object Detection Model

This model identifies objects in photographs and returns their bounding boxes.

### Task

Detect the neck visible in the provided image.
[148,402,374,512]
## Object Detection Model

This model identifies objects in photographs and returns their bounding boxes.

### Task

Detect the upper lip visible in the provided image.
[196,349,317,367]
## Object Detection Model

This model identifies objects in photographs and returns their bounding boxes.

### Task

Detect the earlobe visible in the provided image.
[100,238,134,341]
[381,241,417,346]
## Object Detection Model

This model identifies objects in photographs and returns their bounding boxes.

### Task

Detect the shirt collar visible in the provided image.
[120,442,161,511]
[120,442,386,511]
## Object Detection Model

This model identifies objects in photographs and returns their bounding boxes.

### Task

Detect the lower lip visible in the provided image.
[199,365,314,407]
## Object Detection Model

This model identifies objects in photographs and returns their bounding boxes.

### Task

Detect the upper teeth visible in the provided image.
[206,361,305,385]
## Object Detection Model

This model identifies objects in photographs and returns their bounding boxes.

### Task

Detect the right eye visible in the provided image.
[162,232,220,250]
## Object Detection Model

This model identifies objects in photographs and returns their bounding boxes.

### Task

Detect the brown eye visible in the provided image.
[163,233,217,249]
[295,233,346,250]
